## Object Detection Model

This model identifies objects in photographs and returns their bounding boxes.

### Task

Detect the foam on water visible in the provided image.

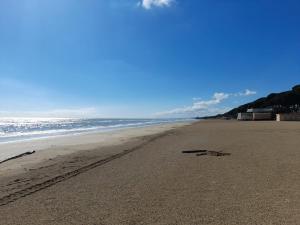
[0,117,192,144]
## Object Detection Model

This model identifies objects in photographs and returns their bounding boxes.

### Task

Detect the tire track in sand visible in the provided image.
[0,132,172,207]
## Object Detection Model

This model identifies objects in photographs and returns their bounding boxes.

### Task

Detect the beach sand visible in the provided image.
[0,122,188,178]
[0,120,300,224]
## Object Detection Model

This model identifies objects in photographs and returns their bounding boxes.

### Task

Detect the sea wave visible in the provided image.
[0,118,192,143]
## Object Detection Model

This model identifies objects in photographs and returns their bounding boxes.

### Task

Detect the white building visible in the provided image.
[237,113,253,121]
[237,108,274,121]
[276,113,300,121]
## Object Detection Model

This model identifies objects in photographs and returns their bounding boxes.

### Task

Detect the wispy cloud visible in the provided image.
[138,0,174,9]
[156,92,230,117]
[192,97,202,101]
[155,89,257,117]
[238,89,257,96]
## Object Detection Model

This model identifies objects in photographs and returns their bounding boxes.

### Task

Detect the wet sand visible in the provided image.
[1,120,300,224]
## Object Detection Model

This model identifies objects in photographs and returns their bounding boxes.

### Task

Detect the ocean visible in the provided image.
[0,117,192,144]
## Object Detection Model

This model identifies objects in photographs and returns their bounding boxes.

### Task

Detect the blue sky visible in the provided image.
[0,0,299,118]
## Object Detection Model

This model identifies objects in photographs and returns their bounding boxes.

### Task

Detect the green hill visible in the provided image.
[222,85,300,118]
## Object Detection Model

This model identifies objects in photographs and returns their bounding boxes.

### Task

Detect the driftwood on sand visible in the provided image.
[182,150,230,157]
[0,151,36,164]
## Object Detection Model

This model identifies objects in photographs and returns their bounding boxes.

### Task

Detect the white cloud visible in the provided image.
[155,92,230,117]
[155,89,257,117]
[240,89,257,96]
[232,89,257,97]
[138,0,174,9]
[192,97,202,101]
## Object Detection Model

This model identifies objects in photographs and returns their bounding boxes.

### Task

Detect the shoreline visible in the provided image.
[0,118,194,145]
[0,121,194,178]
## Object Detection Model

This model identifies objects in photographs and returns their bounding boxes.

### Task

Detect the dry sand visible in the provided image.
[0,120,300,225]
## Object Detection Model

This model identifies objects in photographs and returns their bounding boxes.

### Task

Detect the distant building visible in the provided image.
[252,113,273,120]
[276,113,300,121]
[238,108,274,121]
[237,113,253,121]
